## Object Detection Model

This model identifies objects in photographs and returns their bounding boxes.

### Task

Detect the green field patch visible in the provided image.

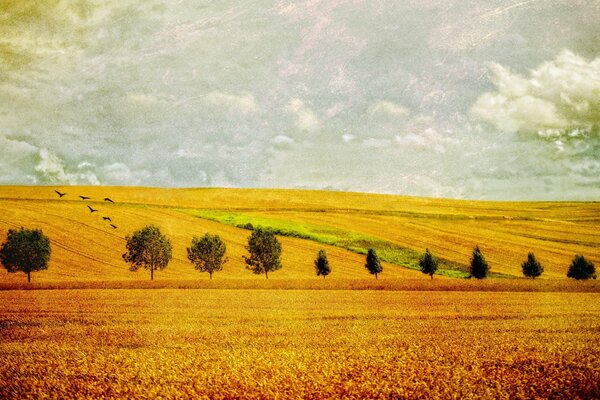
[178,209,497,278]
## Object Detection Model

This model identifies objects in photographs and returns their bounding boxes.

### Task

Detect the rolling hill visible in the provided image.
[0,186,598,282]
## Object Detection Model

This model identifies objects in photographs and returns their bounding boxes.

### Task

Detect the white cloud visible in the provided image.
[394,128,460,154]
[271,135,295,147]
[285,98,321,131]
[472,50,600,140]
[35,149,100,185]
[341,133,355,143]
[0,135,38,183]
[369,100,410,117]
[0,135,37,161]
[206,91,258,114]
[101,162,152,185]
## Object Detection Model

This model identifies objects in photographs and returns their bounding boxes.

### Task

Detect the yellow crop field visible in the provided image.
[1,289,599,398]
[1,185,599,281]
[1,186,599,397]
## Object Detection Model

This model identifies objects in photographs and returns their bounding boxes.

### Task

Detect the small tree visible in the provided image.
[243,227,282,279]
[419,248,438,279]
[187,233,228,279]
[567,255,596,280]
[365,248,383,279]
[123,225,172,280]
[314,249,331,278]
[521,252,543,279]
[470,245,489,279]
[0,227,51,283]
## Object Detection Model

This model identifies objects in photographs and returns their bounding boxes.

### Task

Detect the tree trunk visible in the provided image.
[375,273,378,279]
[430,274,433,280]
[209,272,213,280]
[265,270,269,280]
[27,271,31,283]
[151,268,154,281]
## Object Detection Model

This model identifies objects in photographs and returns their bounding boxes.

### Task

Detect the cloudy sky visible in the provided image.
[1,0,599,200]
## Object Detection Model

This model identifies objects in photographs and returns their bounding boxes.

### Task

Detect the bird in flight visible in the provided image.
[102,216,112,221]
[87,205,98,213]
[54,190,66,198]
[110,224,117,229]
[104,198,114,203]
[79,196,91,200]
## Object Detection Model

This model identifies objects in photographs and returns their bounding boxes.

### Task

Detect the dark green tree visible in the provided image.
[187,233,228,279]
[0,227,51,283]
[567,254,596,280]
[521,252,543,278]
[419,248,438,279]
[314,249,331,278]
[243,227,282,279]
[365,248,383,279]
[123,225,172,280]
[470,245,489,279]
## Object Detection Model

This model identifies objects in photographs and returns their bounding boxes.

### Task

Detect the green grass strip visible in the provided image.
[179,209,512,279]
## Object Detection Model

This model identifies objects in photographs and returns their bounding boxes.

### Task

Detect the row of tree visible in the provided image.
[123,225,383,280]
[418,246,597,280]
[122,225,283,280]
[0,226,597,282]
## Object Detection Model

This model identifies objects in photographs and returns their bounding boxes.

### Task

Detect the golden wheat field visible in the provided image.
[1,186,600,398]
[1,289,599,399]
[1,185,599,282]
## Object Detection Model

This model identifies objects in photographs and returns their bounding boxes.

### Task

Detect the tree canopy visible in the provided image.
[0,227,51,283]
[314,249,331,278]
[123,225,172,280]
[365,248,382,279]
[187,233,228,279]
[470,246,489,279]
[243,227,282,279]
[567,254,596,280]
[419,248,438,279]
[521,252,544,278]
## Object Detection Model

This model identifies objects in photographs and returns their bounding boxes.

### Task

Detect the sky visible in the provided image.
[1,0,599,200]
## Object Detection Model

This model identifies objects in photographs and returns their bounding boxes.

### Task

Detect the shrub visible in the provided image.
[567,255,596,280]
[521,252,543,278]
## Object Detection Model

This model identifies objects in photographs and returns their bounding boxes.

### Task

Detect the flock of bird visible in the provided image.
[54,190,118,230]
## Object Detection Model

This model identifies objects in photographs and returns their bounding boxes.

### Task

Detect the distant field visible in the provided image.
[1,289,598,398]
[1,186,599,282]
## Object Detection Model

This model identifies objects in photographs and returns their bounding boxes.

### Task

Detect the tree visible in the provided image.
[243,227,282,279]
[314,249,331,278]
[567,254,596,280]
[521,252,543,278]
[419,248,438,279]
[123,225,172,280]
[187,233,228,279]
[470,245,489,279]
[0,227,51,283]
[365,248,383,279]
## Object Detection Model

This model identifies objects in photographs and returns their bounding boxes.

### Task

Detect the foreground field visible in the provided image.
[1,289,599,398]
[1,186,599,281]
